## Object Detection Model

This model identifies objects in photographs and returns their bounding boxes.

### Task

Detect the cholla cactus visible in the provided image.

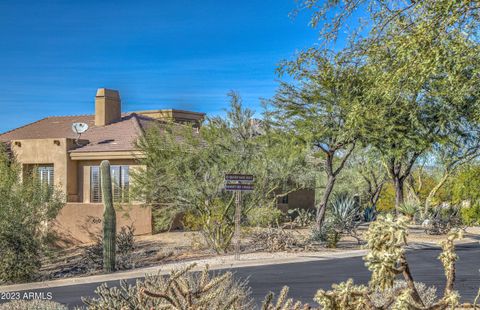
[262,286,311,310]
[83,263,253,310]
[314,279,371,309]
[310,216,473,310]
[363,214,408,291]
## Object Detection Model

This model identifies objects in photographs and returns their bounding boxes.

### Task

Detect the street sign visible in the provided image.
[224,174,254,182]
[223,173,255,260]
[225,183,254,191]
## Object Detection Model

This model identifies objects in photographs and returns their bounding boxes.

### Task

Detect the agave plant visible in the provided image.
[363,205,377,222]
[398,201,418,221]
[329,193,362,243]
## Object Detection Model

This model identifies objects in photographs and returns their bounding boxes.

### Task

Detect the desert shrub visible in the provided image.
[247,206,284,227]
[310,222,341,248]
[0,300,68,310]
[460,203,480,226]
[83,225,136,271]
[0,148,64,284]
[0,227,41,283]
[423,205,463,235]
[82,263,253,309]
[116,225,136,270]
[249,228,300,252]
[287,208,314,227]
[183,199,234,254]
[370,280,437,308]
[83,238,103,271]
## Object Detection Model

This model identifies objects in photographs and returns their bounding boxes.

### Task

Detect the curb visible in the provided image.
[0,249,368,292]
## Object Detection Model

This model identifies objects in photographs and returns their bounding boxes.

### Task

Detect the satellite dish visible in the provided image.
[72,123,89,145]
[72,122,89,134]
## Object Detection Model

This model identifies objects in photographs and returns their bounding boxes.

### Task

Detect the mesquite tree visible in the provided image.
[269,51,365,229]
[100,160,116,272]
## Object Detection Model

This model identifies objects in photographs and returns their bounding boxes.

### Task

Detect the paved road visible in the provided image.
[1,244,479,308]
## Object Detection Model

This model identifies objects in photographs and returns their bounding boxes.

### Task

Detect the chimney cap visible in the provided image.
[96,88,120,99]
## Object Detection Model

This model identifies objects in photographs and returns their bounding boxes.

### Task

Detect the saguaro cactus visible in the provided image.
[100,160,116,272]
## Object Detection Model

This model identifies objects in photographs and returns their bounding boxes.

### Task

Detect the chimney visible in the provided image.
[95,88,121,126]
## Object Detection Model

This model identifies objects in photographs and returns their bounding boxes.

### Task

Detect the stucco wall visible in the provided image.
[11,138,78,200]
[277,189,315,212]
[53,203,152,244]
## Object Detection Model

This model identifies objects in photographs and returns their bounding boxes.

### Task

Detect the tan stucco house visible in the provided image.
[0,88,205,243]
[0,88,314,244]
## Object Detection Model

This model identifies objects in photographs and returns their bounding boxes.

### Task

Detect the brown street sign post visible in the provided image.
[224,174,254,260]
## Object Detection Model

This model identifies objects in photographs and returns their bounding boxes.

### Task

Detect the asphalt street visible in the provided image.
[1,243,479,308]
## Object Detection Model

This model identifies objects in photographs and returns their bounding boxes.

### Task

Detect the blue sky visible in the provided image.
[0,0,319,132]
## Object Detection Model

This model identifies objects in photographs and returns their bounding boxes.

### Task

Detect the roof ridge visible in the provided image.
[130,113,146,136]
[0,117,50,137]
[47,114,93,118]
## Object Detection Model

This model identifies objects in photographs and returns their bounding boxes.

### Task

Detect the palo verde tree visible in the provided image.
[269,50,366,229]
[295,0,480,211]
[133,92,309,253]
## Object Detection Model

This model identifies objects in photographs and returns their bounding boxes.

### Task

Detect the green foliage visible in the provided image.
[305,0,480,212]
[182,199,234,253]
[100,160,116,273]
[151,204,178,233]
[460,204,480,226]
[0,227,40,283]
[247,206,284,228]
[83,263,253,310]
[451,165,480,205]
[133,93,310,253]
[397,201,418,219]
[0,147,64,283]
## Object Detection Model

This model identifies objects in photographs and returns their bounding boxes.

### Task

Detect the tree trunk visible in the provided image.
[315,175,336,230]
[393,176,405,211]
[423,172,449,217]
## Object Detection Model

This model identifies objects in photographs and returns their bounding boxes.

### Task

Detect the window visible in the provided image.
[37,165,54,187]
[90,165,129,203]
[25,164,54,187]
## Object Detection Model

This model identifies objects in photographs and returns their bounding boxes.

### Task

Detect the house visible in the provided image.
[0,88,204,244]
[0,88,314,244]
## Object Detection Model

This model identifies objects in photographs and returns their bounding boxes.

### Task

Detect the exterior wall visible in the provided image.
[53,203,152,244]
[277,189,315,212]
[11,138,79,201]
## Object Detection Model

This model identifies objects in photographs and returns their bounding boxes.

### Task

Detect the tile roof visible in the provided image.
[0,113,162,153]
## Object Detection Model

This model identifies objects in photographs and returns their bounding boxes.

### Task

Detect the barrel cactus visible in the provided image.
[100,160,116,272]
